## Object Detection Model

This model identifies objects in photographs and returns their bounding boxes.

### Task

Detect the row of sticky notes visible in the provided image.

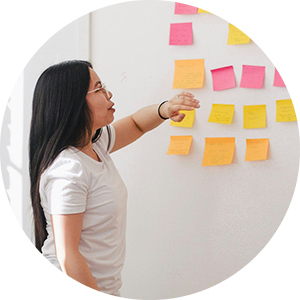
[170,100,297,129]
[174,3,210,14]
[212,65,265,90]
[209,102,298,128]
[172,59,285,89]
[167,136,270,164]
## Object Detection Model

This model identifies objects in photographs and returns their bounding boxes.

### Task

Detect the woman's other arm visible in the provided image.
[50,213,100,291]
[111,92,200,153]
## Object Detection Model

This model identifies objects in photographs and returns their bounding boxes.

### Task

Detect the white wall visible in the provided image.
[90,1,299,299]
[0,0,89,248]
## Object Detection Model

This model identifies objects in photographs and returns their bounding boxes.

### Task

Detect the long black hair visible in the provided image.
[29,60,107,252]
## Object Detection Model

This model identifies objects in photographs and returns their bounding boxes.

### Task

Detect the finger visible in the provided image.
[171,96,199,105]
[174,95,194,102]
[171,113,186,122]
[177,92,195,98]
[170,104,200,114]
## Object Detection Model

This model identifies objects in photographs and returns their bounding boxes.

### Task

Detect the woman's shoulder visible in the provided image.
[41,147,87,183]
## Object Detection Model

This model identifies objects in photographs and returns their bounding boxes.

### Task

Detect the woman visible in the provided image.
[29,60,200,295]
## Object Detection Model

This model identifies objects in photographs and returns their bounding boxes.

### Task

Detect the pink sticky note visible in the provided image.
[240,65,265,89]
[169,23,193,45]
[274,67,300,86]
[175,2,198,14]
[210,66,236,91]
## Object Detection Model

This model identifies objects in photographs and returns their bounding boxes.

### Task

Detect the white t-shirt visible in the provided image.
[39,125,127,296]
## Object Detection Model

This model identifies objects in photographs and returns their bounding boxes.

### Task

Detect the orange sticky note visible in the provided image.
[173,59,205,89]
[167,136,193,155]
[245,138,269,161]
[202,137,235,166]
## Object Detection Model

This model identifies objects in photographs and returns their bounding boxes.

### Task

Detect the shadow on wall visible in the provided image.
[0,96,12,205]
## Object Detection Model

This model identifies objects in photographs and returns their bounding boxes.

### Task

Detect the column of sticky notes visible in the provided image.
[168,4,202,156]
[168,58,202,154]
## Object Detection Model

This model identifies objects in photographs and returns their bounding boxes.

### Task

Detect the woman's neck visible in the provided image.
[77,142,101,162]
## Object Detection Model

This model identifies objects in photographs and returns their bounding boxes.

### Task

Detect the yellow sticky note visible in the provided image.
[227,0,251,45]
[202,137,235,166]
[208,104,235,124]
[170,109,195,128]
[198,0,212,14]
[173,59,205,89]
[276,99,297,122]
[167,136,193,155]
[245,138,269,161]
[243,105,266,129]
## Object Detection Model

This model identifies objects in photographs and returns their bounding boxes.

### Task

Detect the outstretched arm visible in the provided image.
[111,92,200,153]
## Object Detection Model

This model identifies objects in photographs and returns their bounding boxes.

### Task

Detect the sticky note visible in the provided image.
[175,3,198,14]
[198,0,212,14]
[240,65,265,89]
[169,23,193,45]
[208,104,235,124]
[167,136,193,155]
[211,66,236,91]
[170,109,195,128]
[173,59,205,89]
[245,138,269,161]
[202,137,235,166]
[276,99,297,122]
[243,105,266,129]
[227,0,251,45]
[273,67,300,86]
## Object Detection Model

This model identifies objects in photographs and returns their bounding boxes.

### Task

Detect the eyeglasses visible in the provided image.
[87,83,110,98]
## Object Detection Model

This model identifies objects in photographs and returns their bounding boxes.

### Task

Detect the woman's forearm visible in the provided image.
[58,250,100,291]
[131,93,200,134]
[131,103,167,134]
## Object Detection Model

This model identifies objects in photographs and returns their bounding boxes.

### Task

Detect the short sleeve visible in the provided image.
[40,158,88,215]
[108,125,116,153]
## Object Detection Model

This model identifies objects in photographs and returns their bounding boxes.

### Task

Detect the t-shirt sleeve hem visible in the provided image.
[49,206,86,215]
[108,125,116,153]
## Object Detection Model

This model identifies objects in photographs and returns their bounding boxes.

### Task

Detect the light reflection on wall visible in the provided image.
[0,69,24,231]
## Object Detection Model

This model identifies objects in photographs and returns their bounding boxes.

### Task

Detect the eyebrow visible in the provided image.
[94,81,102,88]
